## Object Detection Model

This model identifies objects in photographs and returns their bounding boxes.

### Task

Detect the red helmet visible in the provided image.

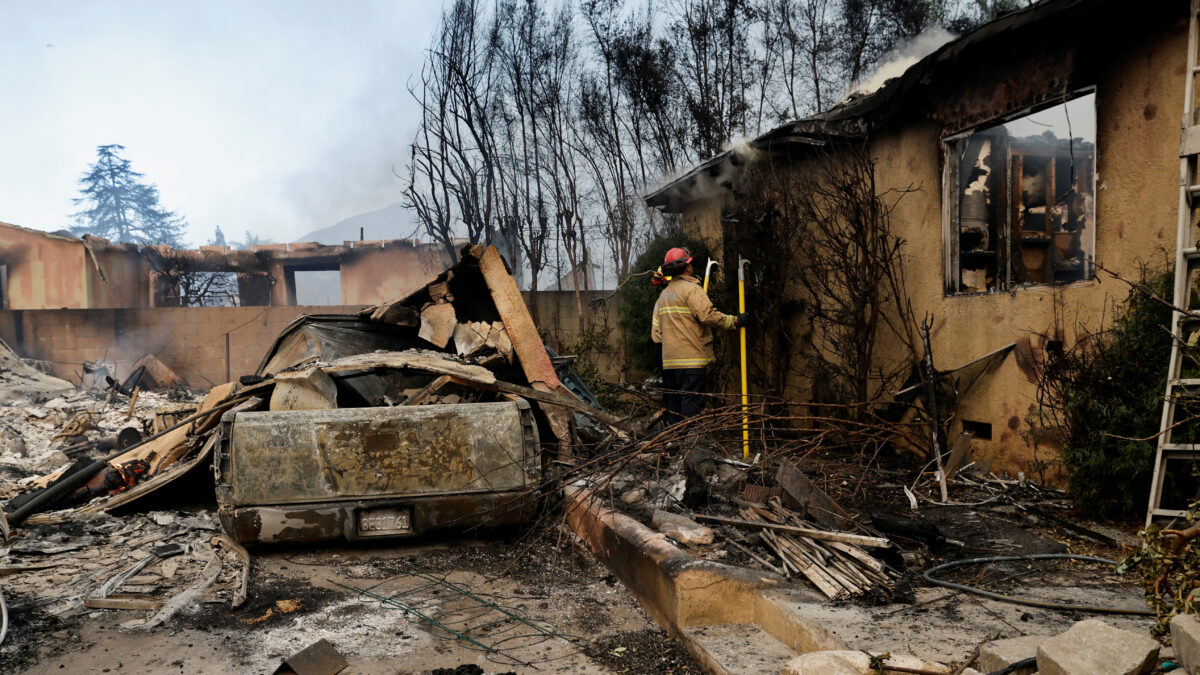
[663,247,693,266]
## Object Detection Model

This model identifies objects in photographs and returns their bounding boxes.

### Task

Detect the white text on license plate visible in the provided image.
[357,508,412,536]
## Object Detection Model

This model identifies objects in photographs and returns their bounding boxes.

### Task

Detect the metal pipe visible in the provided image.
[703,259,720,294]
[738,256,750,459]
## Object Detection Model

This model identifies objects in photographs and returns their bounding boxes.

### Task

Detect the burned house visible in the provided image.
[645,0,1188,479]
[0,221,620,390]
[0,220,451,310]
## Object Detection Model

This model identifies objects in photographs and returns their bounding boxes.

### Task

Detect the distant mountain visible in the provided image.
[297,202,415,245]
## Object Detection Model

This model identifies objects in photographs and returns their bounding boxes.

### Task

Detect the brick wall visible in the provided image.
[0,305,362,388]
[0,291,625,389]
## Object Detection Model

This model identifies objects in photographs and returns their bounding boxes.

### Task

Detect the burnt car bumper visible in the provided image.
[214,399,541,544]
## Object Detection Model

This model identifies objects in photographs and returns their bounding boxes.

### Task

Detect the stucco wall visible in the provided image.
[680,9,1187,479]
[0,224,453,310]
[683,196,729,255]
[0,223,90,310]
[88,244,151,309]
[339,244,453,305]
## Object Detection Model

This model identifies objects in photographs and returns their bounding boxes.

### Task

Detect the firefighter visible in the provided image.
[651,247,747,422]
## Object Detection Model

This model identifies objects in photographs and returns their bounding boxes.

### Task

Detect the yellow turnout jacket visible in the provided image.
[651,274,737,369]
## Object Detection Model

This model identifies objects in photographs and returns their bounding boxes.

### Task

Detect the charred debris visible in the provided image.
[0,243,1148,655]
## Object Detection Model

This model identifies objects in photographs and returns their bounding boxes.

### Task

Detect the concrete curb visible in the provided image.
[563,487,847,674]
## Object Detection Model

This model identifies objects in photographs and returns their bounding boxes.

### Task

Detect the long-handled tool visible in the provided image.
[703,258,720,294]
[738,256,750,459]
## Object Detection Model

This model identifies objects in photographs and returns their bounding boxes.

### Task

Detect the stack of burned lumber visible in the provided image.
[698,499,897,600]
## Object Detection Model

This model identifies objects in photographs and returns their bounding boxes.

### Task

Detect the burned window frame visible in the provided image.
[942,89,1098,296]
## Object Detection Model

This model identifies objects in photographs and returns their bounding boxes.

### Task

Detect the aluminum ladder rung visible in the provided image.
[1148,0,1200,526]
[1158,444,1200,459]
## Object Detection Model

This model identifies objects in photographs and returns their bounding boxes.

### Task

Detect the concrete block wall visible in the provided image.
[0,291,626,390]
[528,290,625,384]
[0,305,360,388]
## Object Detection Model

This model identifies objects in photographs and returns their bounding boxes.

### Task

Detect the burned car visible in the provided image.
[213,352,543,544]
[209,244,597,544]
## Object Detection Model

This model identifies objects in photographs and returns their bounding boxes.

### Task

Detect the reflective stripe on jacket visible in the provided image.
[650,274,736,369]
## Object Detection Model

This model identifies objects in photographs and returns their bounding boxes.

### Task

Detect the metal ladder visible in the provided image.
[1146,0,1200,526]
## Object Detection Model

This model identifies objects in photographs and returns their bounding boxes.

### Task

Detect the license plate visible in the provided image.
[357,508,412,536]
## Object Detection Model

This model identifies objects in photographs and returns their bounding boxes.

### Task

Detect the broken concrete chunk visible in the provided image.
[1171,613,1200,675]
[976,634,1047,675]
[620,489,646,506]
[490,325,514,361]
[1036,619,1158,675]
[159,559,180,579]
[270,368,338,411]
[782,650,950,675]
[426,279,452,303]
[651,510,714,546]
[417,302,457,348]
[452,321,489,356]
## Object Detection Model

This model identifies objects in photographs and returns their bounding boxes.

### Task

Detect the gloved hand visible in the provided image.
[735,312,751,328]
[652,341,663,369]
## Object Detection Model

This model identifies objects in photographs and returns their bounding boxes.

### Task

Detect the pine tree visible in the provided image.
[207,226,227,247]
[71,144,187,247]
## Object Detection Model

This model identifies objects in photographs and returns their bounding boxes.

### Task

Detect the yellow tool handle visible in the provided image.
[738,257,749,459]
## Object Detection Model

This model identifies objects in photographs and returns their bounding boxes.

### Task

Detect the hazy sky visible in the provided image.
[0,1,442,246]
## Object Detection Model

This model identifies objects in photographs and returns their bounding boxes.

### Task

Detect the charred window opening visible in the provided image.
[945,92,1096,294]
[181,271,239,306]
[293,269,342,305]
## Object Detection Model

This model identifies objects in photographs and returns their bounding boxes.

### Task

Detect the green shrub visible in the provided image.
[616,236,713,377]
[1036,266,1175,519]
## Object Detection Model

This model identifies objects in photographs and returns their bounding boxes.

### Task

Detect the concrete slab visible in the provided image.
[653,509,716,545]
[762,582,1155,666]
[1171,613,1200,675]
[781,649,950,675]
[976,634,1047,674]
[1037,619,1158,675]
[684,623,797,675]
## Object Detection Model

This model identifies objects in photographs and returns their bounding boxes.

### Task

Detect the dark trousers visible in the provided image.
[662,368,707,423]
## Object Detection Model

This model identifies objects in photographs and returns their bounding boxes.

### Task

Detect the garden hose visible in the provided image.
[0,586,7,647]
[989,657,1036,675]
[922,553,1156,616]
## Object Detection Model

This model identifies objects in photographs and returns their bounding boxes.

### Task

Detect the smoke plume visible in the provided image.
[850,28,956,97]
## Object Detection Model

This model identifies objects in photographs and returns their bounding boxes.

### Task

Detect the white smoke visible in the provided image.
[653,136,764,206]
[849,27,956,97]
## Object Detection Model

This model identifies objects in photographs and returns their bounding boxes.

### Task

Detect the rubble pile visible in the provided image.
[0,244,618,640]
[0,389,199,491]
[1,510,246,623]
[0,338,73,404]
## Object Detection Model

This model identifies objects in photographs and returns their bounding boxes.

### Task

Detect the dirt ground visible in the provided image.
[1,532,700,674]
